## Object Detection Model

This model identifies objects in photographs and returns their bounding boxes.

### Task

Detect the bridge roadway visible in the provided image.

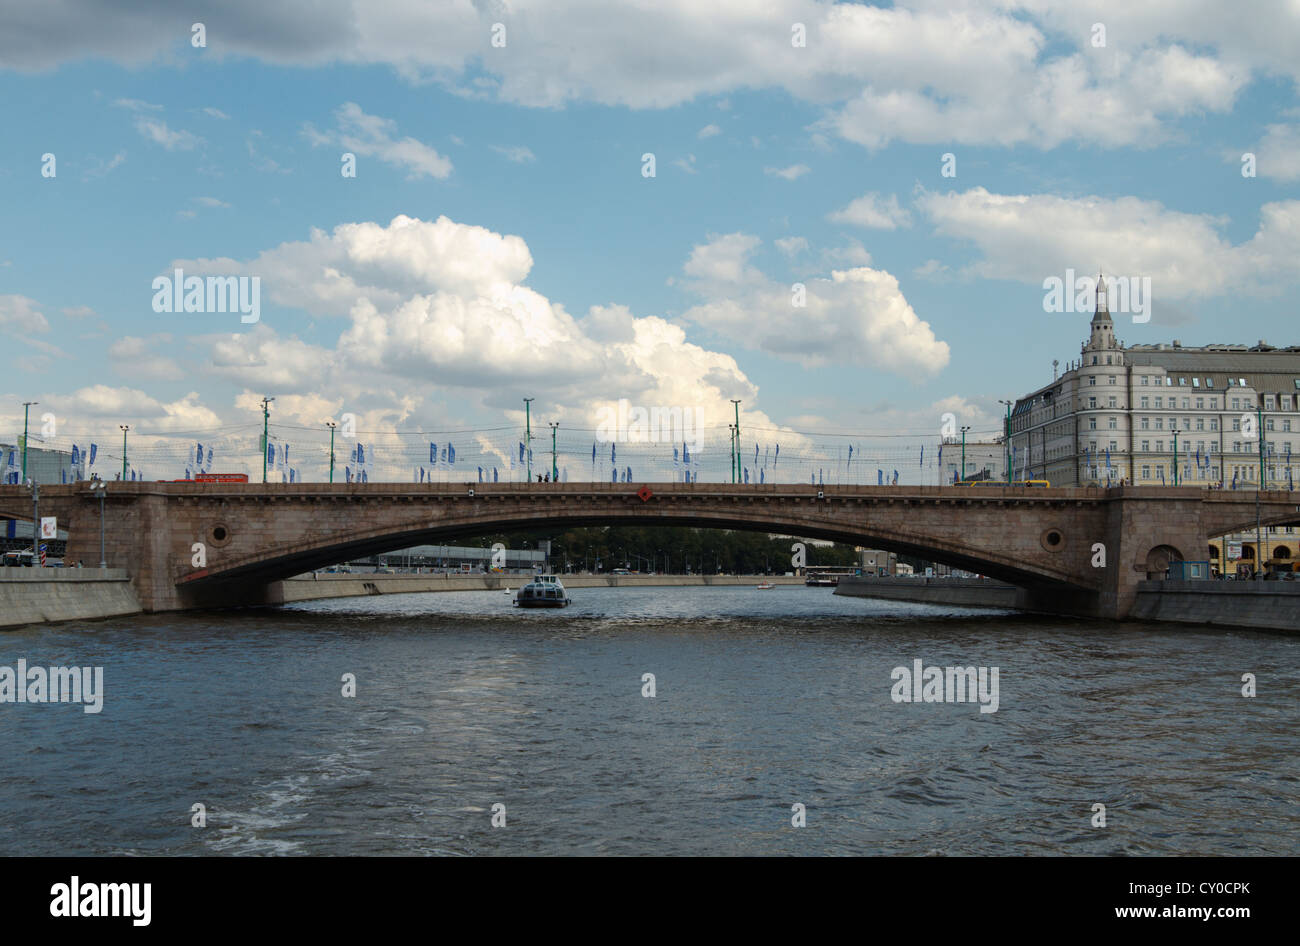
[2,481,1297,620]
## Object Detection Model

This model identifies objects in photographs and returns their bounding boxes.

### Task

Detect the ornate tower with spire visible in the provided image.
[1083,270,1118,357]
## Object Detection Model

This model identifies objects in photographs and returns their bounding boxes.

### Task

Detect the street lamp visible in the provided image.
[89,479,107,568]
[260,396,275,484]
[119,424,129,481]
[960,425,971,482]
[523,397,535,481]
[326,420,337,484]
[549,421,559,481]
[731,399,742,483]
[29,479,40,569]
[998,399,1013,484]
[1172,430,1179,486]
[21,401,37,482]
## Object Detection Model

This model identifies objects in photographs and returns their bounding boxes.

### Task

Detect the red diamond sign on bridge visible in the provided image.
[637,486,653,502]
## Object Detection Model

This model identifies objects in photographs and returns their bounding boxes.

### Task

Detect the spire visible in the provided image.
[1092,270,1111,324]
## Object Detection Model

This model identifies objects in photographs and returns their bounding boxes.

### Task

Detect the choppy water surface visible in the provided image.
[2,586,1296,855]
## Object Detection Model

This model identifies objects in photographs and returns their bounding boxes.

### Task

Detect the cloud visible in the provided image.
[679,233,949,375]
[62,305,96,320]
[1,3,1277,152]
[673,154,698,174]
[303,102,452,179]
[112,98,162,112]
[774,236,808,257]
[1245,124,1300,181]
[108,334,184,380]
[194,196,231,208]
[764,164,810,180]
[163,215,809,453]
[0,294,50,332]
[202,107,230,119]
[81,150,126,180]
[697,123,722,138]
[828,192,912,229]
[490,144,535,163]
[134,117,203,151]
[915,186,1300,300]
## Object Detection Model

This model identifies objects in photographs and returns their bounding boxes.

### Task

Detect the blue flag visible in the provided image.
[431,443,438,464]
[478,467,483,482]
[877,469,883,485]
[683,442,690,464]
[448,443,455,464]
[197,443,203,466]
[90,443,97,466]
[611,468,618,483]
[357,443,365,464]
[743,467,749,483]
[493,467,498,482]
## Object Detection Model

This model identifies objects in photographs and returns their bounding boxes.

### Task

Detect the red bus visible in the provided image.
[166,473,250,483]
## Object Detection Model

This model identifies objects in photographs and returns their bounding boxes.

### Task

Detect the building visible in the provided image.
[1008,272,1300,575]
[939,438,1006,484]
[1,443,77,485]
[1009,273,1300,490]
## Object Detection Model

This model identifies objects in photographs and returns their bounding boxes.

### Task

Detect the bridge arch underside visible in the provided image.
[1209,512,1300,540]
[177,507,1098,606]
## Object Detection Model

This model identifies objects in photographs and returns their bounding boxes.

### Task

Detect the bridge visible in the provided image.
[2,481,1298,620]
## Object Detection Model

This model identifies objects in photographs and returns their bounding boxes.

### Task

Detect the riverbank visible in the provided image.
[0,569,141,629]
[835,575,1300,633]
[269,572,805,604]
[834,575,1021,610]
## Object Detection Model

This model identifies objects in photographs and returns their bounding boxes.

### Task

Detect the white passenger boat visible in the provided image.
[514,574,571,608]
[756,581,775,589]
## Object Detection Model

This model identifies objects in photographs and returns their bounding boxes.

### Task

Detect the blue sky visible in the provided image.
[2,1,1298,483]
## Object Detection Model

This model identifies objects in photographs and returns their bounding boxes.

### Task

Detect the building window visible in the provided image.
[1141,440,1150,451]
[1108,376,1116,384]
[1108,417,1117,429]
[1211,418,1218,431]
[1285,420,1293,432]
[1140,396,1149,408]
[1267,419,1275,431]
[1195,398,1204,409]
[1240,378,1247,387]
[1088,396,1096,408]
[1141,418,1149,430]
[1193,378,1200,388]
[1155,397,1163,408]
[1141,376,1149,386]
[1232,418,1241,431]
[1142,465,1151,479]
[1089,376,1096,386]
[1155,418,1164,429]
[1109,440,1118,451]
[1196,418,1204,431]
[1183,418,1191,430]
[1157,441,1164,452]
[1207,378,1215,388]
[1089,417,1097,430]
[1182,398,1189,409]
[1092,356,1098,365]
[1108,396,1117,408]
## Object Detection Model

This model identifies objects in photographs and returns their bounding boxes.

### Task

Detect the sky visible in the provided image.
[1,0,1299,484]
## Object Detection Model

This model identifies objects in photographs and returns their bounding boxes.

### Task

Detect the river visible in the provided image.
[2,585,1296,855]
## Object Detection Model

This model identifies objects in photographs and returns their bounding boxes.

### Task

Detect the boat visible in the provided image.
[514,574,571,608]
[756,581,775,589]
